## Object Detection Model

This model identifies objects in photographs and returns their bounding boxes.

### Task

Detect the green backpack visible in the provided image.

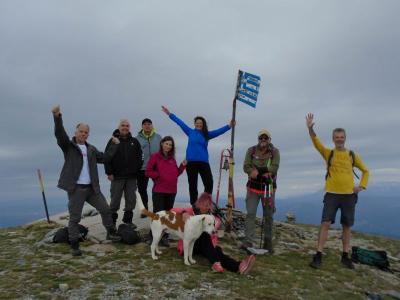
[351,246,390,271]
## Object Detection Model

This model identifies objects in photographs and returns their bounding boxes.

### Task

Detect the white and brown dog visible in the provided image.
[135,191,215,265]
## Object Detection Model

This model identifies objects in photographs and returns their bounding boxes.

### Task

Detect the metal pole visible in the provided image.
[37,169,51,223]
[225,70,242,232]
[215,150,224,206]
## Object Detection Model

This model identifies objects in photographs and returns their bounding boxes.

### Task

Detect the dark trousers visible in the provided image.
[186,161,213,205]
[152,192,176,213]
[245,190,275,250]
[68,186,113,242]
[193,232,239,272]
[109,178,137,213]
[137,170,150,210]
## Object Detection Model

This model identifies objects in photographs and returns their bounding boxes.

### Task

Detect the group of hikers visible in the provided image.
[52,104,369,273]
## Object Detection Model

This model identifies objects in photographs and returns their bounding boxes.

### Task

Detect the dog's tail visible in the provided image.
[135,190,160,221]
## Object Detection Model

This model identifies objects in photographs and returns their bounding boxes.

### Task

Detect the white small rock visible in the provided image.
[59,283,69,292]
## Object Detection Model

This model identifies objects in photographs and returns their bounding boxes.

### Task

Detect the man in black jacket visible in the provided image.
[52,105,121,256]
[105,119,143,226]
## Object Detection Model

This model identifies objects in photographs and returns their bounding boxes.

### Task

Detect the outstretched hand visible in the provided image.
[229,120,236,128]
[52,105,61,116]
[306,113,315,129]
[161,105,170,116]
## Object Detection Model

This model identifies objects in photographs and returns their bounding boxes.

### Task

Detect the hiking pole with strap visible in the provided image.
[37,169,51,223]
[259,177,274,248]
[259,181,268,248]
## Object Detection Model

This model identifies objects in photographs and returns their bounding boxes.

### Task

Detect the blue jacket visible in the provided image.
[169,114,230,163]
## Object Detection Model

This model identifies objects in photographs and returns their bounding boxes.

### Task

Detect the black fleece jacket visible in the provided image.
[104,129,143,179]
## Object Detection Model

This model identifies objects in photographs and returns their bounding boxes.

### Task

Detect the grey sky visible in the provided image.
[1,0,399,204]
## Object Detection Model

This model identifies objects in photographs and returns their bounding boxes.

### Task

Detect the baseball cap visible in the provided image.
[142,118,152,125]
[258,129,271,139]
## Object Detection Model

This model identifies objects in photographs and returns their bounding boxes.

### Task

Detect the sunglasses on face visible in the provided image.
[258,136,270,141]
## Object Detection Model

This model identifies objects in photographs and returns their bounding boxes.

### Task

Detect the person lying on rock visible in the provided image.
[173,193,256,274]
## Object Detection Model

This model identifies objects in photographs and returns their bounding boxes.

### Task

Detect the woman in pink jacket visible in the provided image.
[146,136,186,213]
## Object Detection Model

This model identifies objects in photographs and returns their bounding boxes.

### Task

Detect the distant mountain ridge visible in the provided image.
[216,182,400,239]
[1,183,399,239]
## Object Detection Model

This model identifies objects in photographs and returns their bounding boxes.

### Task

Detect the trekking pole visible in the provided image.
[260,182,267,248]
[37,169,51,223]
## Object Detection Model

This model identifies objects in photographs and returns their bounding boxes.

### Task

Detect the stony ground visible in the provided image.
[0,216,399,299]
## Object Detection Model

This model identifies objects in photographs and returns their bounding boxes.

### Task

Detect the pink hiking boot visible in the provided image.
[239,255,256,275]
[212,262,225,273]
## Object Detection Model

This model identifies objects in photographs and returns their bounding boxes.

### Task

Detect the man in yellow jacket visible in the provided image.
[306,113,369,269]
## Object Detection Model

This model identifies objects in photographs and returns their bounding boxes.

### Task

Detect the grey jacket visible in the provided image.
[54,115,117,193]
[136,130,162,170]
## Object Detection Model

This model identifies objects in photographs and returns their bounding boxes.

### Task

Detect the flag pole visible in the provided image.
[225,70,242,232]
[37,169,51,223]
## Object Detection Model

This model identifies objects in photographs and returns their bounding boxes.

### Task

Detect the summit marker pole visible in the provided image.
[37,169,51,223]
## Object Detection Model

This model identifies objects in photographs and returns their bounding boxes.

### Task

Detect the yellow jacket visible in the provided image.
[312,136,369,194]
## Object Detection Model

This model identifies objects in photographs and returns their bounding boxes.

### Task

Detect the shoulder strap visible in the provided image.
[325,150,334,180]
[251,145,257,156]
[349,150,360,179]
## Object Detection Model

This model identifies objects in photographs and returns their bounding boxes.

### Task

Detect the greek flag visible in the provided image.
[236,70,261,108]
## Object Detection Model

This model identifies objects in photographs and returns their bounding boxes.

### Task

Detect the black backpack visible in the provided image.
[53,225,89,244]
[351,246,390,271]
[117,224,141,245]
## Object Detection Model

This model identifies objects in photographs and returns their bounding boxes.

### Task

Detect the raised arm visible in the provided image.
[208,123,231,139]
[306,113,316,138]
[52,105,70,152]
[162,105,191,136]
[306,112,330,159]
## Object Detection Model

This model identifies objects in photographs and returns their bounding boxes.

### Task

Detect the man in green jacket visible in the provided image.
[243,129,280,252]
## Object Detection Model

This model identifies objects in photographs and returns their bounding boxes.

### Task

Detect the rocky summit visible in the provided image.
[0,210,399,299]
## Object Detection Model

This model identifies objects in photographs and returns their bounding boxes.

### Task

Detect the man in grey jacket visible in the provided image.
[136,118,162,215]
[52,105,121,256]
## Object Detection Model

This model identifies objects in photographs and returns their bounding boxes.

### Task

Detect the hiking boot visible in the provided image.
[125,223,137,230]
[309,253,322,269]
[160,234,170,247]
[239,255,256,275]
[106,227,121,242]
[70,241,82,256]
[341,255,355,269]
[111,212,118,227]
[211,262,225,273]
[240,240,253,250]
[262,242,274,254]
[122,211,133,224]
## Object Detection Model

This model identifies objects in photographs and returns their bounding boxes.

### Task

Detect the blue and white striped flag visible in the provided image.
[236,70,261,108]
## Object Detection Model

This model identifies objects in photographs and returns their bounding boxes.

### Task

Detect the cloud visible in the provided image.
[1,1,399,202]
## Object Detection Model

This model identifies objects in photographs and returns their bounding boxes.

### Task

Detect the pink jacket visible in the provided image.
[145,152,185,194]
[172,207,221,256]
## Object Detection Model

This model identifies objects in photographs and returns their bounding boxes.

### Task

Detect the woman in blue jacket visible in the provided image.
[162,105,233,206]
